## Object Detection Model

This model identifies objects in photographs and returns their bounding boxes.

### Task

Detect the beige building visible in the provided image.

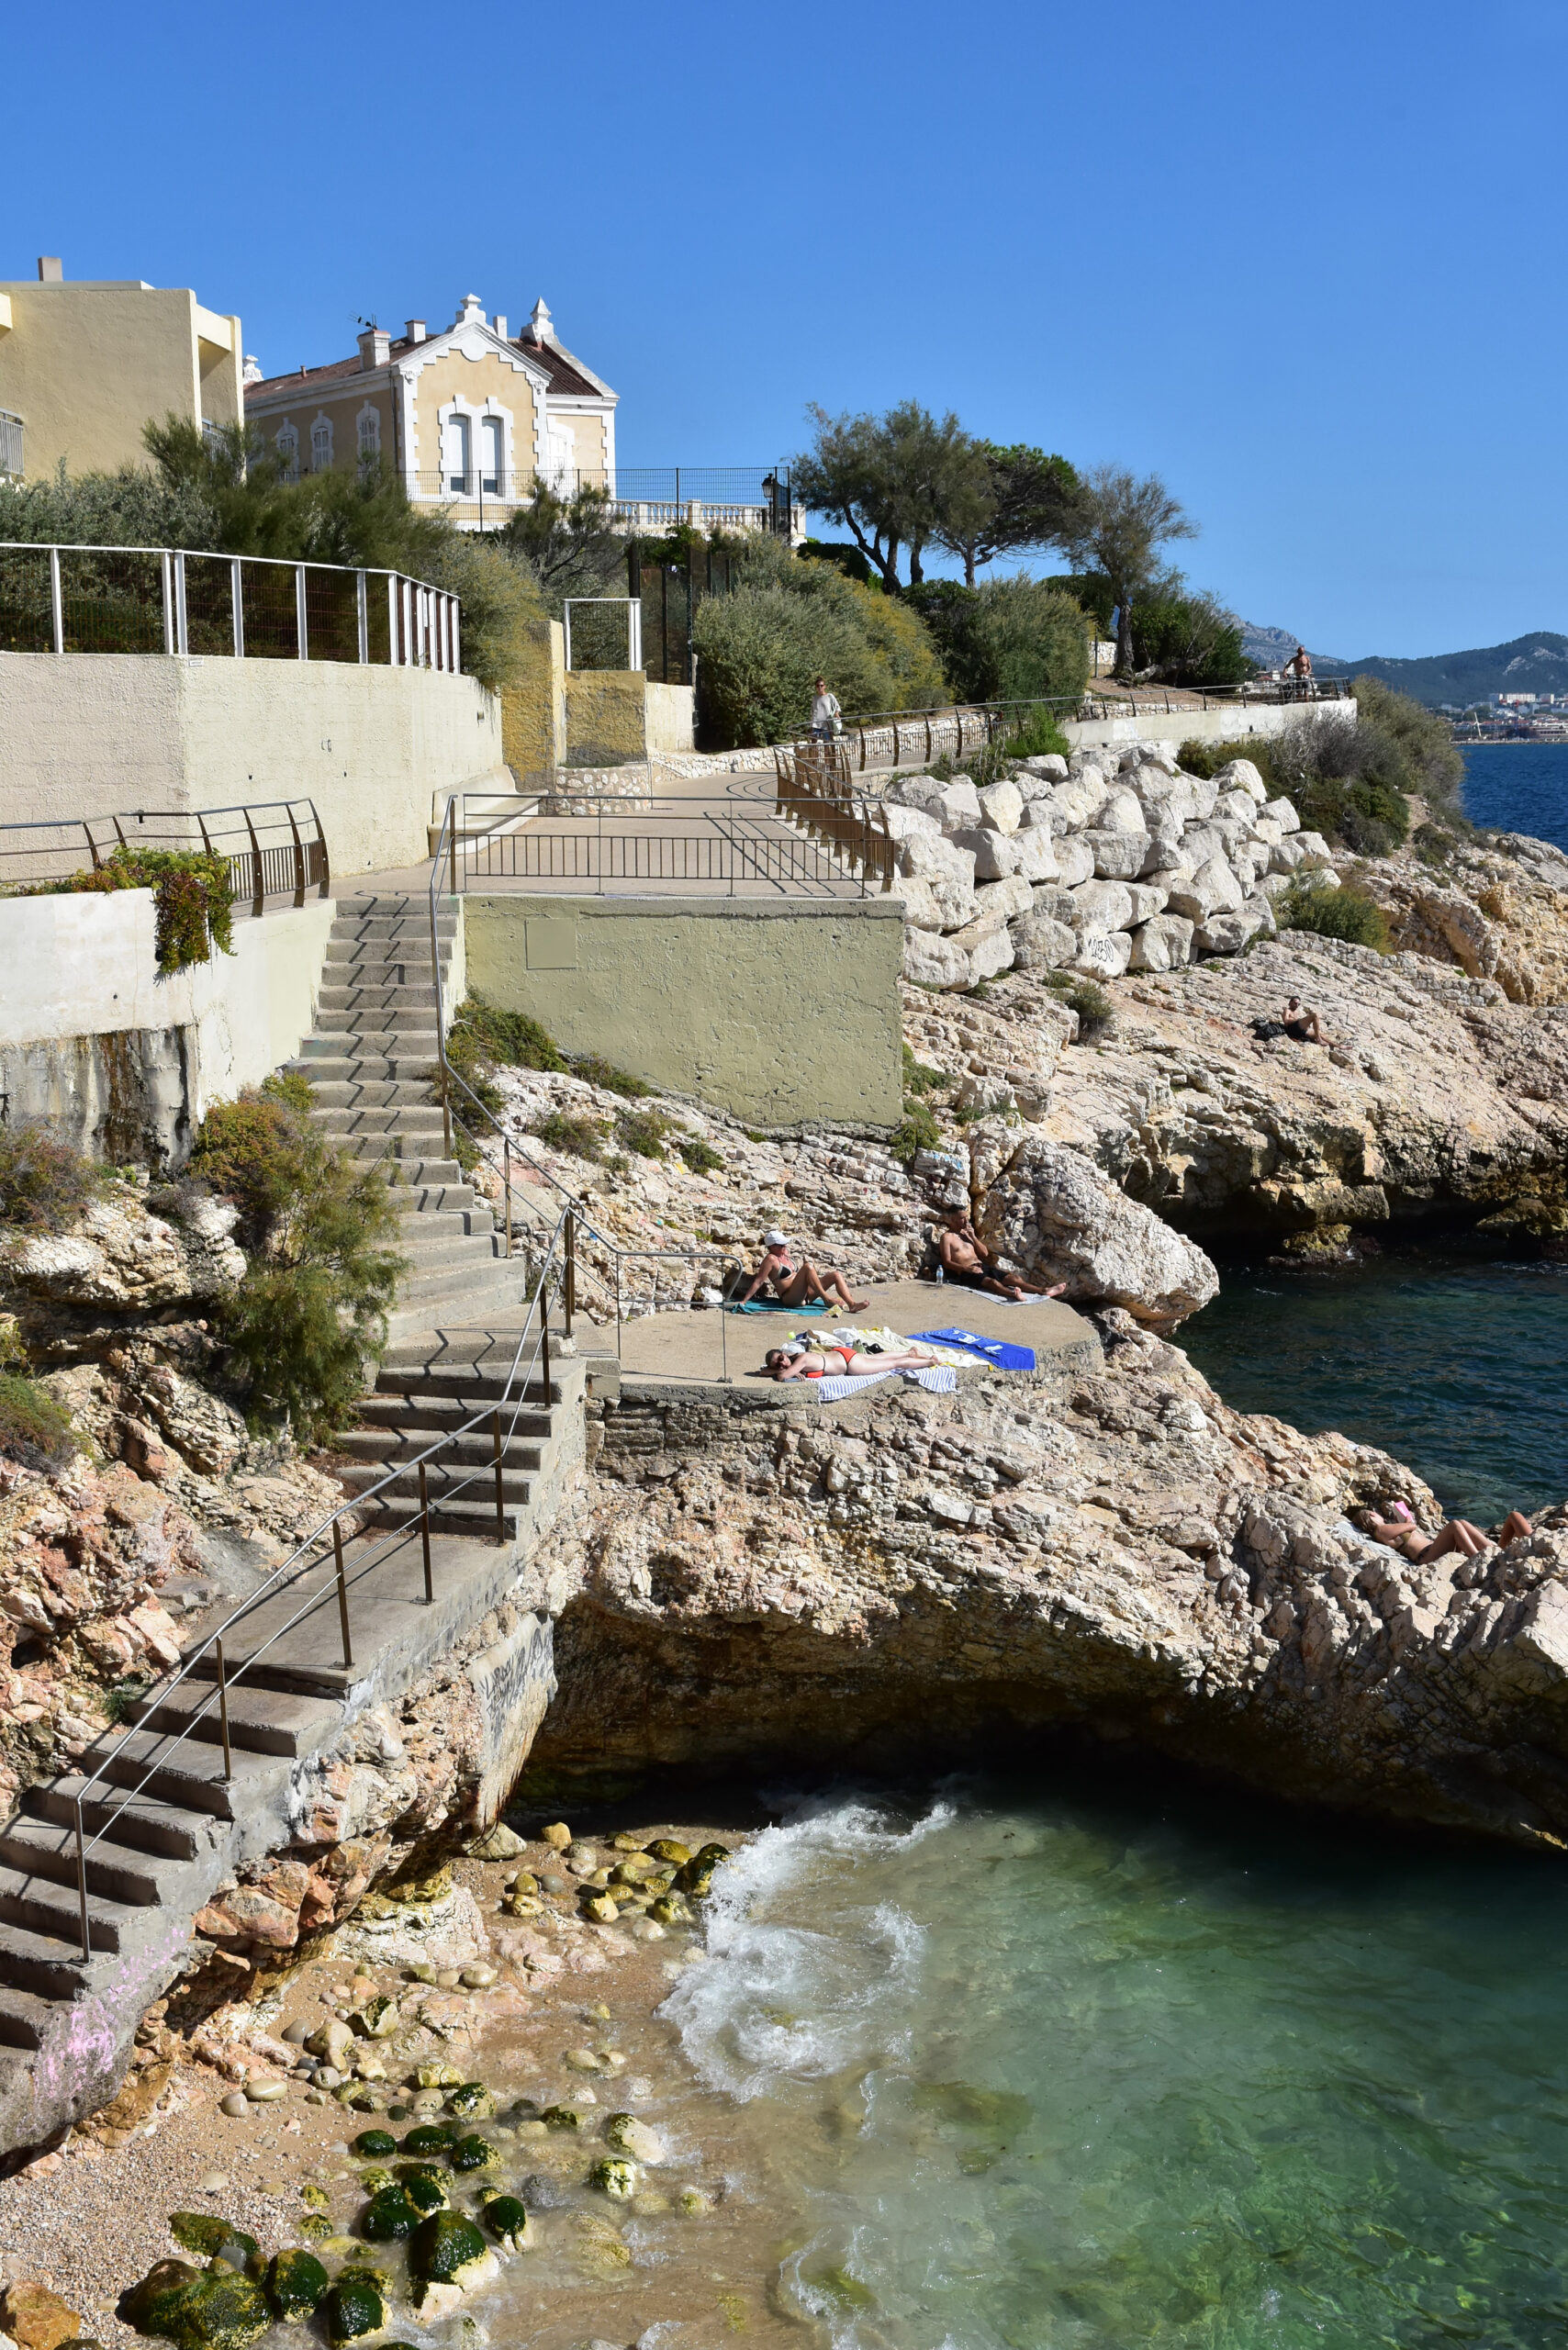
[242,294,617,528]
[0,257,243,481]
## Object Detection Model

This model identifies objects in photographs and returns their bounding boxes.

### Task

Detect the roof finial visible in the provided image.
[529,297,554,345]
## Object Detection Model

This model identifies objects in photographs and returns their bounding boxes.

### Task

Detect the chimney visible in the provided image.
[357,326,390,371]
[492,313,508,341]
[37,257,62,284]
[406,318,427,344]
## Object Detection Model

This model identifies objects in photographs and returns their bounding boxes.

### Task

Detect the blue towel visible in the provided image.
[726,1298,827,1316]
[908,1326,1036,1371]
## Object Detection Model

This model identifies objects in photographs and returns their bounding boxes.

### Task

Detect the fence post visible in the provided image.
[502,1134,512,1260]
[566,1213,576,1337]
[418,1460,433,1602]
[231,557,245,657]
[332,1520,353,1668]
[242,804,265,919]
[49,546,64,655]
[215,1638,232,1783]
[356,570,369,665]
[295,565,308,661]
[174,553,189,655]
[75,1797,92,1963]
[450,592,461,675]
[284,801,308,908]
[160,550,176,655]
[389,574,400,665]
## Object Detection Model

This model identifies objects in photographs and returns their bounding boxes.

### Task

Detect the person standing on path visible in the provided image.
[811,677,842,744]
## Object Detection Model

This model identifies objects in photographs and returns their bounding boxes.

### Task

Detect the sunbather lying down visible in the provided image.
[1361,1498,1532,1562]
[765,1339,938,1382]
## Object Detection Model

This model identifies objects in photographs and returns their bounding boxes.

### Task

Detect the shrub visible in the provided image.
[1177,734,1281,789]
[1129,586,1249,689]
[1352,676,1467,825]
[573,1053,651,1100]
[0,1372,76,1461]
[691,536,946,749]
[617,1108,674,1159]
[1045,971,1114,1035]
[889,1102,941,1166]
[1002,705,1073,761]
[904,576,1091,709]
[1275,878,1390,951]
[677,1136,724,1176]
[189,1077,406,1438]
[0,1123,110,1232]
[902,1045,949,1096]
[33,845,235,972]
[448,1000,567,1074]
[530,1111,606,1163]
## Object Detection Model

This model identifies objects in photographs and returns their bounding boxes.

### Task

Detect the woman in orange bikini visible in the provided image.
[764,1338,939,1382]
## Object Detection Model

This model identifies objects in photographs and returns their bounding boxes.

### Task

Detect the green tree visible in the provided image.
[1129,580,1249,689]
[931,442,1080,587]
[497,478,626,613]
[905,576,1090,706]
[790,401,991,590]
[1058,465,1197,678]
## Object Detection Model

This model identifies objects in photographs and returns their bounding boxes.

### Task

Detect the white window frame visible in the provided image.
[274,422,299,484]
[480,410,506,498]
[356,403,381,463]
[442,408,472,497]
[309,415,334,473]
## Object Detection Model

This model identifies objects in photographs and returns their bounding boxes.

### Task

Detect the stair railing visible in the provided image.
[65,1197,576,1967]
[428,799,734,1380]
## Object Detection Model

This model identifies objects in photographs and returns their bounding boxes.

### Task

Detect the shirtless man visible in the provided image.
[935,1209,1066,1302]
[1281,994,1327,1045]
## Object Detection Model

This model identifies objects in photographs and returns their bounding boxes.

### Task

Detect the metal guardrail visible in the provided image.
[0,542,461,671]
[0,799,329,909]
[67,1198,572,1964]
[434,789,884,900]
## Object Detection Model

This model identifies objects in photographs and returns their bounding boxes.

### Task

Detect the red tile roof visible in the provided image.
[245,330,602,403]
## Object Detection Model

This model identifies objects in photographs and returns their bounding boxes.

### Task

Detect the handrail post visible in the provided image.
[241,803,265,918]
[565,1211,576,1337]
[503,1134,512,1259]
[492,1411,506,1543]
[418,1460,433,1602]
[75,1796,91,1963]
[333,1520,353,1669]
[215,1638,232,1783]
[49,546,64,655]
[284,800,308,908]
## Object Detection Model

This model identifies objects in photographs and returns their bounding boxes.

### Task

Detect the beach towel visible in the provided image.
[908,1326,1036,1371]
[831,1326,977,1367]
[727,1298,828,1316]
[812,1365,958,1404]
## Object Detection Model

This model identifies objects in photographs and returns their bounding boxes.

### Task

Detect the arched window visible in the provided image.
[481,414,504,496]
[442,412,472,495]
[275,423,298,484]
[310,417,333,473]
[357,408,380,463]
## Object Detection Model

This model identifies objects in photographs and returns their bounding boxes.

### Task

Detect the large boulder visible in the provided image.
[935,778,982,829]
[976,779,1024,834]
[1211,757,1267,801]
[1070,879,1136,934]
[968,929,1016,982]
[948,827,1024,883]
[1053,836,1095,890]
[1070,930,1134,980]
[1125,881,1170,923]
[1127,913,1195,971]
[1013,829,1060,885]
[902,930,971,990]
[893,875,947,932]
[901,832,978,929]
[880,802,942,848]
[1194,906,1270,956]
[1008,911,1077,971]
[1167,856,1245,923]
[948,878,1031,951]
[1084,830,1151,881]
[975,1136,1219,1326]
[1261,796,1300,834]
[1095,788,1148,834]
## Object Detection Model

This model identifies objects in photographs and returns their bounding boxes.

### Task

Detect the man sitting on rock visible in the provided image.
[1281,995,1327,1045]
[933,1208,1066,1302]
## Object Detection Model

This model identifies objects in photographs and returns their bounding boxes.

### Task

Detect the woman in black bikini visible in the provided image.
[736,1230,868,1312]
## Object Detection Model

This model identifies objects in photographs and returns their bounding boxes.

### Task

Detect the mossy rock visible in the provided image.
[172,2272,270,2350]
[167,2218,259,2266]
[443,2082,494,2118]
[263,2251,329,2324]
[588,2157,636,2200]
[394,2165,450,2215]
[410,2211,489,2288]
[540,2104,579,2130]
[361,2188,420,2243]
[356,2168,395,2196]
[123,2259,205,2339]
[481,2195,530,2250]
[386,1866,453,1906]
[648,1895,691,1926]
[400,2125,450,2157]
[645,1838,691,1864]
[352,2130,398,2158]
[448,2132,498,2173]
[321,2274,386,2346]
[604,2112,666,2164]
[298,2217,335,2244]
[299,2185,330,2214]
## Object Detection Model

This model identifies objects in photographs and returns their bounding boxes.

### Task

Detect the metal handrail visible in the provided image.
[66,1198,573,1964]
[0,798,330,907]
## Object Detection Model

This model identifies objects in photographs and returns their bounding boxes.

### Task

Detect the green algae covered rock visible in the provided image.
[167,2219,259,2267]
[645,1839,691,1865]
[399,2124,449,2157]
[447,2132,498,2173]
[263,2252,329,2324]
[356,2168,395,2197]
[298,2217,334,2244]
[173,2273,270,2350]
[352,2130,398,2159]
[123,2260,205,2339]
[361,2188,420,2243]
[410,2211,490,2288]
[604,2112,667,2164]
[443,2081,494,2118]
[588,2157,636,2200]
[394,2165,449,2215]
[321,2273,386,2345]
[540,2104,579,2130]
[480,2195,531,2250]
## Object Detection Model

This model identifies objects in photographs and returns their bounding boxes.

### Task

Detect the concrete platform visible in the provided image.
[604,1281,1100,1391]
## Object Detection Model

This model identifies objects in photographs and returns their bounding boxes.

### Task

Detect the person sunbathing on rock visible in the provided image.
[934,1209,1067,1302]
[1361,1498,1532,1561]
[765,1338,938,1382]
[1281,995,1327,1045]
[735,1229,868,1312]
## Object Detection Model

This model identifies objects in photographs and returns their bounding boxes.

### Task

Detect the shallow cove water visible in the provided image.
[665,1780,1568,2349]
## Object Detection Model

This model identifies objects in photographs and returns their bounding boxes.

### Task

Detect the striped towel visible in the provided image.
[812,1366,958,1403]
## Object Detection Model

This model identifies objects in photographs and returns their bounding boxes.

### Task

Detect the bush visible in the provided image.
[1002,705,1073,761]
[890,1102,941,1166]
[1045,971,1114,1035]
[33,846,235,972]
[904,576,1090,709]
[0,1123,110,1232]
[617,1108,674,1159]
[902,1045,948,1096]
[691,537,946,749]
[1271,712,1410,856]
[1177,734,1281,789]
[189,1076,406,1438]
[676,1136,724,1176]
[530,1111,606,1163]
[1129,586,1249,689]
[572,1053,651,1100]
[1351,676,1467,825]
[1275,878,1390,951]
[0,1372,76,1461]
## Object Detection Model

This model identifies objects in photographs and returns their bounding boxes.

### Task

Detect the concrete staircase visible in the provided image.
[0,892,591,2160]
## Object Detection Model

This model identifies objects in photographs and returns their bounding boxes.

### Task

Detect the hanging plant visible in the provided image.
[29,845,236,971]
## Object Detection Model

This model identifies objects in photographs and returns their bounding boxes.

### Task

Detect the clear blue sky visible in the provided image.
[4,0,1560,656]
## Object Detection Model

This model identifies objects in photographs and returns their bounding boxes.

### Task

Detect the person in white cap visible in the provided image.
[735,1229,868,1311]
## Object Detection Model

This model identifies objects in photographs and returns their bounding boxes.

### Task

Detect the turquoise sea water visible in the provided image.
[669,1785,1568,2349]
[1462,742,1568,851]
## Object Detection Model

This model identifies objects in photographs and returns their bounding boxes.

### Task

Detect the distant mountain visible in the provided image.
[1243,624,1568,708]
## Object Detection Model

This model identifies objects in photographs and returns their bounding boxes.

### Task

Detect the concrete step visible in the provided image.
[322,950,444,979]
[95,1733,240,1820]
[335,1427,543,1472]
[0,1866,131,1955]
[387,1188,491,1225]
[131,1681,342,1760]
[0,1920,94,2000]
[0,1988,56,2053]
[317,990,440,1018]
[356,1393,553,1439]
[352,1498,523,1541]
[0,1817,167,1908]
[28,1780,214,1863]
[382,1230,501,1277]
[310,1108,445,1139]
[339,1458,532,1505]
[297,1030,440,1058]
[298,1078,437,1109]
[391,1208,498,1248]
[356,1153,468,1187]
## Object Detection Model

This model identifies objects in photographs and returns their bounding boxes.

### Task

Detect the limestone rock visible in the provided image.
[968,929,1016,982]
[1167,856,1245,923]
[1012,829,1060,885]
[976,780,1024,834]
[977,1134,1218,1326]
[893,875,946,932]
[1211,756,1267,800]
[1193,906,1269,956]
[1053,835,1095,890]
[1083,830,1151,881]
[1261,795,1300,833]
[1070,880,1136,935]
[947,827,1024,883]
[902,931,971,990]
[1126,913,1194,971]
[1,2284,84,2350]
[1069,930,1133,981]
[1008,912,1077,971]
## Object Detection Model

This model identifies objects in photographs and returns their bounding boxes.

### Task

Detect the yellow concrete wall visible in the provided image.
[498,618,566,778]
[0,283,241,476]
[645,681,695,753]
[464,895,905,1129]
[565,669,648,762]
[406,347,539,491]
[252,379,394,473]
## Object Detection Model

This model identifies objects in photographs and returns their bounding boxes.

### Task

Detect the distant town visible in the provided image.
[1450,692,1568,742]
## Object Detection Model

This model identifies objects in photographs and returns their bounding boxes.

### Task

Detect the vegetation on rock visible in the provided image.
[904,576,1091,708]
[0,1121,111,1232]
[1275,877,1391,950]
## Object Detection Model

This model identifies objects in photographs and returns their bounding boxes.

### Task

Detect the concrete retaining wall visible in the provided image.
[463,892,904,1130]
[1062,700,1348,755]
[0,653,505,875]
[0,891,336,1165]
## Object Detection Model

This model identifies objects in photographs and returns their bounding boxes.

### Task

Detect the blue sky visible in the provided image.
[4,0,1562,656]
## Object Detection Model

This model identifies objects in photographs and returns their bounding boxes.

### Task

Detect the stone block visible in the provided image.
[902,929,971,990]
[976,779,1024,834]
[947,876,1031,950]
[1127,913,1194,972]
[1084,829,1151,880]
[969,928,1016,982]
[1030,884,1081,925]
[1194,906,1269,956]
[1211,757,1267,800]
[1009,911,1077,970]
[1052,834,1095,890]
[881,802,942,845]
[1096,788,1148,834]
[1013,828,1060,884]
[1070,878,1135,934]
[1294,831,1334,868]
[1269,836,1308,875]
[948,826,1024,882]
[1215,788,1263,827]
[1125,881,1170,924]
[936,779,982,828]
[894,876,947,931]
[1262,795,1301,834]
[1070,929,1134,980]
[1018,753,1068,781]
[1166,856,1245,923]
